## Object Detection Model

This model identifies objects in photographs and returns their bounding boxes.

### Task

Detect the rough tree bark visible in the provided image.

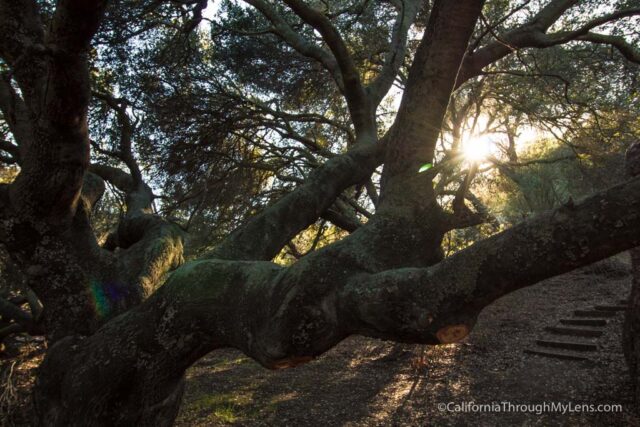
[0,0,638,426]
[624,142,640,406]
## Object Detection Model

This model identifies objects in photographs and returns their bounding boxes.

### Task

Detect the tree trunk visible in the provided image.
[33,334,186,426]
[26,171,640,425]
[624,247,640,406]
[623,142,640,407]
[1,1,639,425]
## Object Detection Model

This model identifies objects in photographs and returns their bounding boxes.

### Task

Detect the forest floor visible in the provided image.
[1,255,638,426]
[175,255,639,427]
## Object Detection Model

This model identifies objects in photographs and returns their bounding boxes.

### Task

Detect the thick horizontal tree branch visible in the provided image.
[35,172,640,424]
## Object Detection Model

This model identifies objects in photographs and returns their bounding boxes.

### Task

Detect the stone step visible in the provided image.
[560,318,607,327]
[524,348,590,361]
[544,326,603,338]
[574,310,617,318]
[593,305,627,312]
[536,339,598,352]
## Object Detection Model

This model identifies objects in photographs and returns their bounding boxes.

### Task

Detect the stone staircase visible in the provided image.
[524,300,628,361]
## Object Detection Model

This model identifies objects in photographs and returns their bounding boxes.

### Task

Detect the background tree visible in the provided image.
[0,0,639,425]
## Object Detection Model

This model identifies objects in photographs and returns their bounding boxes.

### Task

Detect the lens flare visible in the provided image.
[463,134,493,162]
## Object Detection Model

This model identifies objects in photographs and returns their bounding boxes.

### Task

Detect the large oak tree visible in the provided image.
[0,0,639,425]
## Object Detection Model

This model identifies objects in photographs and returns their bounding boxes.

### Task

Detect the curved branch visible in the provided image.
[578,32,640,64]
[0,296,39,333]
[322,206,362,233]
[244,0,376,138]
[89,163,134,193]
[529,0,579,31]
[208,142,384,261]
[441,189,495,230]
[280,0,372,134]
[7,0,110,220]
[81,172,106,210]
[0,322,24,340]
[458,4,640,86]
[366,0,422,105]
[116,214,185,298]
[456,0,640,87]
[92,91,143,184]
[89,163,153,216]
[546,7,640,43]
[35,172,640,425]
[243,0,344,89]
[88,164,184,299]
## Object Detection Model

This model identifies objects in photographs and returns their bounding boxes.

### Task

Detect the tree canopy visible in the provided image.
[0,0,639,425]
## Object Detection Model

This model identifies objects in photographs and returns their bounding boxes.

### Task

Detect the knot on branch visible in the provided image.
[80,172,106,209]
[115,214,186,298]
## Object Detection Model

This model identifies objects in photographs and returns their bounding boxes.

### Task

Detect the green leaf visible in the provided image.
[418,163,433,173]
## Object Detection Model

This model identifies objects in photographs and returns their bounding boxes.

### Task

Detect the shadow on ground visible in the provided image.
[177,257,640,426]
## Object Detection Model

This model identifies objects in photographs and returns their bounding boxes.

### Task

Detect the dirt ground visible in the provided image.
[176,257,639,427]
[1,256,638,426]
